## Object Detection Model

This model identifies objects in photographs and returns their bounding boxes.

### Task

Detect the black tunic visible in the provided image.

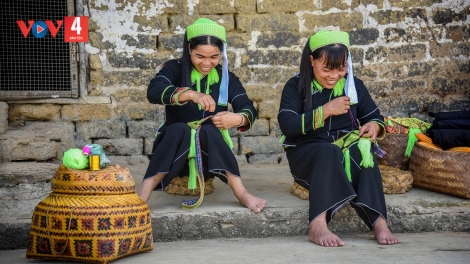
[278,74,387,229]
[144,59,256,190]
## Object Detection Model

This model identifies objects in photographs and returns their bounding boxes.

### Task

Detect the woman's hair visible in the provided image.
[180,33,224,87]
[298,42,348,111]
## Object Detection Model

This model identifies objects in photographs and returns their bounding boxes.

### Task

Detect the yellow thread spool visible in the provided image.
[89,155,100,171]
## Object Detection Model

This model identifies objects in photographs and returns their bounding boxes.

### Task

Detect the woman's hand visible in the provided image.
[322,96,350,119]
[359,122,382,141]
[179,90,216,112]
[211,111,243,129]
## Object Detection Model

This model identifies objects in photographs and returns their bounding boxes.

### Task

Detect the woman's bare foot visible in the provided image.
[138,173,166,203]
[309,213,344,247]
[227,172,266,213]
[373,216,399,245]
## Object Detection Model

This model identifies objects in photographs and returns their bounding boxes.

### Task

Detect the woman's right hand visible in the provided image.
[179,90,216,112]
[323,96,350,118]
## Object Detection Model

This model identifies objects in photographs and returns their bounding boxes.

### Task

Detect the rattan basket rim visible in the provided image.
[414,142,470,156]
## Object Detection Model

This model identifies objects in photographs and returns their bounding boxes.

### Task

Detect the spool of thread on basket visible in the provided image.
[89,155,100,171]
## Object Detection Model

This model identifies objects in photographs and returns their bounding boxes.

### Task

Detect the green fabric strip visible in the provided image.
[219,129,234,149]
[188,128,197,190]
[301,113,306,134]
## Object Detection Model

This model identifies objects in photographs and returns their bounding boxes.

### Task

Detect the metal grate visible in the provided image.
[0,0,78,100]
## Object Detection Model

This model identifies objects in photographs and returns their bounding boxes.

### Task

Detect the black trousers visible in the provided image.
[286,142,387,230]
[143,123,239,190]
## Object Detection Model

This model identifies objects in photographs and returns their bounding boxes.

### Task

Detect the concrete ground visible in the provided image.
[1,232,469,264]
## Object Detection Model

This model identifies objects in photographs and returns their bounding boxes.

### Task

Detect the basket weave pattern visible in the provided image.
[377,133,409,170]
[290,182,309,200]
[410,143,470,199]
[164,176,214,195]
[26,165,153,263]
[379,165,413,194]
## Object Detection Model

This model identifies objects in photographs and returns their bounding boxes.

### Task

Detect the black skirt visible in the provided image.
[143,122,240,190]
[286,142,387,230]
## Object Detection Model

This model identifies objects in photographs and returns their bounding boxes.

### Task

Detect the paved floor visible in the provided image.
[1,232,469,264]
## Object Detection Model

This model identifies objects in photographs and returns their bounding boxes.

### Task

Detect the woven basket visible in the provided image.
[379,165,413,194]
[409,142,470,199]
[26,165,153,264]
[376,133,410,170]
[164,176,214,195]
[290,181,309,200]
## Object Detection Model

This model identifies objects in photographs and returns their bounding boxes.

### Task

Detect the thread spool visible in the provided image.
[89,155,100,171]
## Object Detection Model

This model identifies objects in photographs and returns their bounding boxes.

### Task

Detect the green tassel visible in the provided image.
[191,68,219,110]
[279,135,286,143]
[187,128,197,190]
[220,129,233,149]
[188,159,197,190]
[344,148,352,182]
[188,129,196,158]
[405,128,420,158]
[358,139,374,168]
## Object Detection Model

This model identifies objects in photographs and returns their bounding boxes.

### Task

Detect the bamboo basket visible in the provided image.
[376,133,410,170]
[290,182,309,200]
[379,165,413,194]
[26,165,153,264]
[409,142,470,199]
[165,176,214,195]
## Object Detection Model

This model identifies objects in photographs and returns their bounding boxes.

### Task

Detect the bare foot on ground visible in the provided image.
[374,216,399,245]
[227,172,266,213]
[309,213,344,247]
[234,190,266,213]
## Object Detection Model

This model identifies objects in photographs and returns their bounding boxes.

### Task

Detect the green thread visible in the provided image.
[344,148,352,182]
[405,128,420,158]
[358,139,374,168]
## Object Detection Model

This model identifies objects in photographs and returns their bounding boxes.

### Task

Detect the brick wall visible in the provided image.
[5,0,470,164]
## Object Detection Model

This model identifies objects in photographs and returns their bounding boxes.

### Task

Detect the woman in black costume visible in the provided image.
[278,30,398,246]
[138,18,266,213]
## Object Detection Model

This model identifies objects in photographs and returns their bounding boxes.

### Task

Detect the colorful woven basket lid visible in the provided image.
[51,164,136,195]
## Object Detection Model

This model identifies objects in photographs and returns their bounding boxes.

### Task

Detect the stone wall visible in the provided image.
[3,0,470,165]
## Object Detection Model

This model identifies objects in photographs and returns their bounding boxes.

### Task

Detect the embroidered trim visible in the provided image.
[301,113,306,134]
[314,106,324,129]
[161,85,173,105]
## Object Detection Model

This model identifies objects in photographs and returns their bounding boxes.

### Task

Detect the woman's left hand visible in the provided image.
[359,122,382,141]
[211,111,242,129]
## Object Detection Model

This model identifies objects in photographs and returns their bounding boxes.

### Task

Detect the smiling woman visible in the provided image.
[278,30,399,247]
[139,18,266,213]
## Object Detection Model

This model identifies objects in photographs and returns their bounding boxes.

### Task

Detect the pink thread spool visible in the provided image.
[82,145,91,156]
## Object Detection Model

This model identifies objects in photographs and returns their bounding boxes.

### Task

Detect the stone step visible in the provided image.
[1,162,469,250]
[0,122,75,162]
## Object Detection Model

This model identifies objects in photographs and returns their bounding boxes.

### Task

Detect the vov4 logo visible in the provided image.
[16,16,88,42]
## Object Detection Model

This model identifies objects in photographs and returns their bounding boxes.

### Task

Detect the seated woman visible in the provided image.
[278,30,399,246]
[138,18,266,213]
